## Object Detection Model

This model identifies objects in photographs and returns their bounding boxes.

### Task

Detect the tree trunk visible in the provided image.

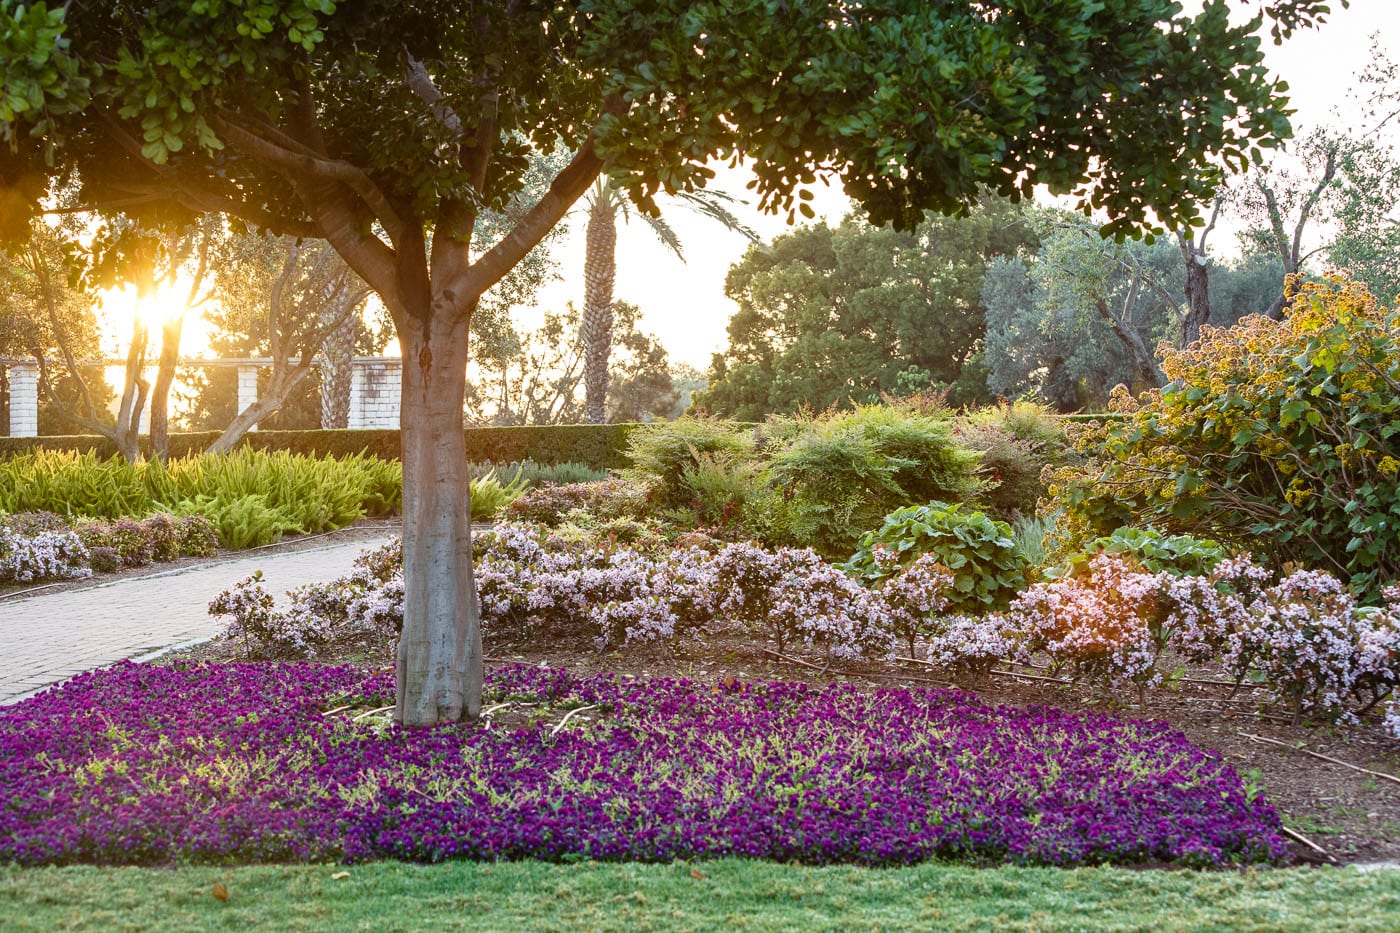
[112,319,149,463]
[320,311,357,428]
[148,314,184,461]
[395,312,481,726]
[1180,255,1210,345]
[205,363,315,455]
[581,190,617,424]
[1093,297,1163,389]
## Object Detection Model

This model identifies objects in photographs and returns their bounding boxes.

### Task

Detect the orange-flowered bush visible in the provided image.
[1050,275,1400,599]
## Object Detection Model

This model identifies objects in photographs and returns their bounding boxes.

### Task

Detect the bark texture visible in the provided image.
[319,310,357,428]
[395,314,482,725]
[581,187,618,424]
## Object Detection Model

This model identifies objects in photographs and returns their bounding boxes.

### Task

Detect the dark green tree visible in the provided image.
[697,197,1036,418]
[0,0,1338,723]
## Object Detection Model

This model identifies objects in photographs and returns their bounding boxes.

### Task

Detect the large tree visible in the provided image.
[698,197,1037,418]
[1,0,1339,724]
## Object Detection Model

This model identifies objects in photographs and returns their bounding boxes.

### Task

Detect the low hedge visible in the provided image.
[0,424,640,469]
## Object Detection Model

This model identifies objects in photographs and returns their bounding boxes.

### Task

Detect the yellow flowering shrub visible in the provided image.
[1049,275,1400,598]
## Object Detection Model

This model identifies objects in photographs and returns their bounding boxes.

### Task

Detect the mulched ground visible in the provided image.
[179,624,1400,869]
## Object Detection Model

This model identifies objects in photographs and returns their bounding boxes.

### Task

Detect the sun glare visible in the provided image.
[95,282,214,358]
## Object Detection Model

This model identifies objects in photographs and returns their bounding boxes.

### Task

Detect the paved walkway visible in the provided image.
[0,536,393,705]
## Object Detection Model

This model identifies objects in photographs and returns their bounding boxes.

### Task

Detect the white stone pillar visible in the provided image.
[237,365,260,431]
[347,361,366,429]
[346,359,404,429]
[365,360,402,428]
[7,361,39,438]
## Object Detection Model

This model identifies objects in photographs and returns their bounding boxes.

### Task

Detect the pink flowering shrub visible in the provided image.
[1010,555,1166,695]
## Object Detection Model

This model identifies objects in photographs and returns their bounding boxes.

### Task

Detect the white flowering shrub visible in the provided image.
[205,520,1400,736]
[927,613,1022,682]
[872,551,955,657]
[709,542,893,660]
[1224,571,1400,721]
[0,529,92,584]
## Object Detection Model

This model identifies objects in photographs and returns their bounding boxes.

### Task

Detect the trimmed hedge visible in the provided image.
[1059,412,1127,423]
[0,424,640,469]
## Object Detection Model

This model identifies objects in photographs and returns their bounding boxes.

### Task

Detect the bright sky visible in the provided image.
[94,0,1400,374]
[537,0,1400,368]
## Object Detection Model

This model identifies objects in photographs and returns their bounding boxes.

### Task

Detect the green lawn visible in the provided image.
[1,860,1397,932]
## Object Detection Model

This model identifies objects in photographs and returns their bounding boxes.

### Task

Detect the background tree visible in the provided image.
[180,232,385,435]
[0,214,113,434]
[4,0,1338,723]
[1234,41,1400,315]
[465,300,675,425]
[981,229,1286,411]
[579,179,755,423]
[11,209,216,461]
[698,197,1036,419]
[205,235,374,453]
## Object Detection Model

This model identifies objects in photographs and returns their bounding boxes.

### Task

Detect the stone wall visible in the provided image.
[346,359,402,429]
[1,358,404,436]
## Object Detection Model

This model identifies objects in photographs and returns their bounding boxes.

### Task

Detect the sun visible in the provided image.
[94,281,214,358]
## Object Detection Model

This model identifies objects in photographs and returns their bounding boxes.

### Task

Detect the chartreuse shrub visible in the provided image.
[0,449,402,548]
[466,467,527,521]
[844,501,1027,615]
[1050,276,1400,599]
[620,417,756,511]
[759,407,981,557]
[956,401,1075,521]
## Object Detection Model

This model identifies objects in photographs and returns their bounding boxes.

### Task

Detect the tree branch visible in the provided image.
[404,50,464,139]
[1258,180,1295,272]
[447,99,625,312]
[94,112,320,237]
[1291,144,1338,268]
[213,113,407,244]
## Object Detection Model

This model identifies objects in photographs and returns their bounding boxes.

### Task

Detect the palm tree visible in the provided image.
[580,179,757,423]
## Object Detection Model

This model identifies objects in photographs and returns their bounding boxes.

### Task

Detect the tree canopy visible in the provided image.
[0,0,1343,725]
[698,197,1035,419]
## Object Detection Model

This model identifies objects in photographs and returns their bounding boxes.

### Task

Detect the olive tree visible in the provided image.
[0,0,1340,724]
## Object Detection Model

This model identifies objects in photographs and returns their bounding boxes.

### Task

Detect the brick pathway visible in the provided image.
[0,536,393,705]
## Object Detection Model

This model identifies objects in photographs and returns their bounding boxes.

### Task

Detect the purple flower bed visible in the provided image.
[0,662,1285,867]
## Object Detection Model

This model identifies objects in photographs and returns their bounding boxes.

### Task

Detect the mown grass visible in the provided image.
[1,860,1397,932]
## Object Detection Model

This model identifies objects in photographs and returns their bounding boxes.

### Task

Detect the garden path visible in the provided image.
[0,532,395,705]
